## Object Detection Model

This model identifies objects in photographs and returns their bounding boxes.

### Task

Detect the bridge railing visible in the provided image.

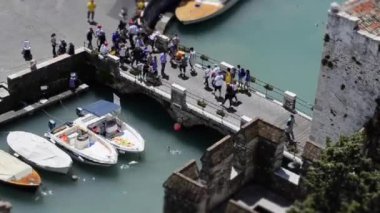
[178,45,314,117]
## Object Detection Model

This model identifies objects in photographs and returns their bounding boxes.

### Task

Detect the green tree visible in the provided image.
[290,133,380,213]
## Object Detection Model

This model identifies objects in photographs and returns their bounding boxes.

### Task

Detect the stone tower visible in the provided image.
[310,0,380,146]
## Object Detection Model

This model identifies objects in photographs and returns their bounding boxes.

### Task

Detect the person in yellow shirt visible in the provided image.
[87,0,97,22]
[225,68,232,85]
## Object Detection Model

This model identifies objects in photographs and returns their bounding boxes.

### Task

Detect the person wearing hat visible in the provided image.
[51,33,57,57]
[87,0,97,22]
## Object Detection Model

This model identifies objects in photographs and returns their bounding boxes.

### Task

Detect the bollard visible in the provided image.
[30,59,37,71]
[283,91,297,112]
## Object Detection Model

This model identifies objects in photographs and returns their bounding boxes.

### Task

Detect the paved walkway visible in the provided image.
[0,0,311,154]
[0,0,134,80]
[120,53,311,154]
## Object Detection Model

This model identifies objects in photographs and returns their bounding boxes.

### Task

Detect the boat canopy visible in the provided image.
[0,150,32,181]
[82,100,121,117]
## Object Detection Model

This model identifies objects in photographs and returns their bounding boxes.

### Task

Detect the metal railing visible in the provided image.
[178,45,314,117]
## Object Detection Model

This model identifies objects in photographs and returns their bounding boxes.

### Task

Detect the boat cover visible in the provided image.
[7,131,72,169]
[0,150,32,181]
[82,100,121,117]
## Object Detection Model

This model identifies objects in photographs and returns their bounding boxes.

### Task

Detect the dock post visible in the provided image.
[283,91,297,112]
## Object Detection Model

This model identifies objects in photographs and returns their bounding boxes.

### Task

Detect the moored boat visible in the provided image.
[46,123,118,167]
[0,150,41,190]
[175,0,239,25]
[7,131,73,174]
[74,100,145,154]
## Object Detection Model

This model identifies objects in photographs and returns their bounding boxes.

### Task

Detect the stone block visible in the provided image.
[171,83,187,109]
[283,91,296,112]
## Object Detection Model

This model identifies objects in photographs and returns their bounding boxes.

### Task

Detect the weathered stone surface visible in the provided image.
[164,118,288,213]
[177,160,200,180]
[310,9,380,146]
[225,200,254,213]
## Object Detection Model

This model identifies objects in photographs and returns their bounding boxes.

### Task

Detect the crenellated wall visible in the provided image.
[310,3,380,146]
[163,118,288,213]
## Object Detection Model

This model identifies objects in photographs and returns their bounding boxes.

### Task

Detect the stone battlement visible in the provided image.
[163,118,297,213]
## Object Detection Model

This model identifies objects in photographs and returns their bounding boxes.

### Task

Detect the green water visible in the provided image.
[0,87,221,213]
[168,0,340,104]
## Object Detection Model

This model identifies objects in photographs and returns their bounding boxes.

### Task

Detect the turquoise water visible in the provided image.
[0,87,221,213]
[168,0,340,104]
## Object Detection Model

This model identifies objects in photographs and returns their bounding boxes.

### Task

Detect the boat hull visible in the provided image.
[175,0,239,25]
[0,170,41,191]
[52,138,116,167]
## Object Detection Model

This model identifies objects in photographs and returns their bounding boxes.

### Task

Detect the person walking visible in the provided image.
[189,47,196,74]
[204,65,211,88]
[87,0,97,22]
[213,73,224,98]
[160,52,168,78]
[287,114,296,141]
[221,84,234,108]
[51,33,57,57]
[86,28,94,49]
[179,55,188,78]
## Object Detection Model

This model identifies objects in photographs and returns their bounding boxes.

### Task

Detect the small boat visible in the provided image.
[7,131,73,174]
[46,123,118,167]
[175,0,239,25]
[74,100,145,154]
[0,150,41,190]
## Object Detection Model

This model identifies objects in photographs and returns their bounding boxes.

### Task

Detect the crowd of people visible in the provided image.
[28,0,296,145]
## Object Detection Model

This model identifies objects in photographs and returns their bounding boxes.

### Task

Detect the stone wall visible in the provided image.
[310,4,380,146]
[163,118,287,213]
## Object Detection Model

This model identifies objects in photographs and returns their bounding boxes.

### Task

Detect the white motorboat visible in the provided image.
[7,131,73,174]
[0,150,41,190]
[175,0,240,25]
[74,100,145,153]
[46,123,118,167]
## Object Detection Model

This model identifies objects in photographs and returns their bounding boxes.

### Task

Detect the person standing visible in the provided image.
[86,28,94,49]
[189,47,196,74]
[179,55,187,78]
[152,56,158,76]
[225,68,232,85]
[287,114,296,141]
[204,65,211,88]
[244,69,251,91]
[87,0,97,22]
[160,52,168,77]
[51,33,57,57]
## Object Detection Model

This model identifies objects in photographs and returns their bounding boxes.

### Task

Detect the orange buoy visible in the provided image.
[173,123,182,131]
